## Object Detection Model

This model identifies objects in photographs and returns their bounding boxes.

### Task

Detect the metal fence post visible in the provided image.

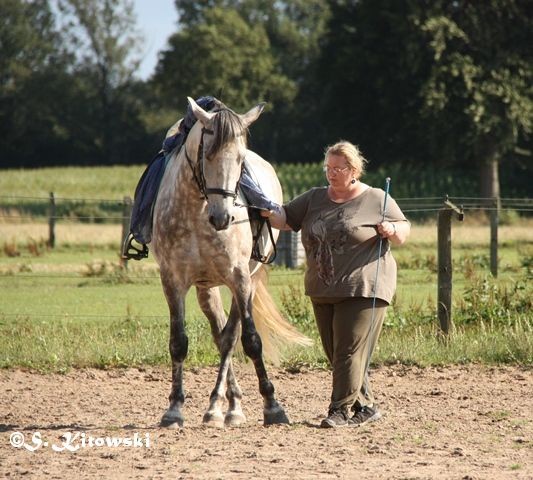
[48,192,56,248]
[490,197,499,277]
[121,196,133,268]
[290,231,300,268]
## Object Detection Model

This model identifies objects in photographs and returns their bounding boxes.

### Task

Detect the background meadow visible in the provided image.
[0,166,531,371]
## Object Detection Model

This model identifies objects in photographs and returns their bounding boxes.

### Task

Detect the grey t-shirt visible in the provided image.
[284,186,408,303]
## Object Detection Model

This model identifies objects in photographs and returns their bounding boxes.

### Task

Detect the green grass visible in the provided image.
[0,234,531,371]
[0,165,531,370]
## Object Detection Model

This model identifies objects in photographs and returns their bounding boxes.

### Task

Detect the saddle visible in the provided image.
[121,172,277,264]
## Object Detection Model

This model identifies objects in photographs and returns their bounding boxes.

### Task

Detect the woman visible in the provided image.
[262,140,410,428]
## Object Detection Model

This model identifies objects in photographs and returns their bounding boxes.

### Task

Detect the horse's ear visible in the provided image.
[241,102,266,128]
[187,96,215,125]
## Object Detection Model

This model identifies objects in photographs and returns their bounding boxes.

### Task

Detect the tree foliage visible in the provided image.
[56,0,146,164]
[0,0,73,166]
[154,6,295,112]
[0,0,531,197]
[160,0,330,160]
[313,0,532,196]
[417,0,533,197]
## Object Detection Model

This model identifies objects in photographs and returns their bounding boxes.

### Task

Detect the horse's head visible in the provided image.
[187,96,265,231]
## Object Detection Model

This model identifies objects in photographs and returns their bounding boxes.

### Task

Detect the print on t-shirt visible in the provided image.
[307,209,351,286]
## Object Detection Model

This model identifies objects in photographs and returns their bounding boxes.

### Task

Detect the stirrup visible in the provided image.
[121,233,149,261]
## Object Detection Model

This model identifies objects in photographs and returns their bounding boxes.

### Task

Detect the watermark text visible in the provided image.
[10,431,151,452]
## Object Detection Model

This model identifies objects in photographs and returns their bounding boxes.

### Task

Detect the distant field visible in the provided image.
[0,165,145,201]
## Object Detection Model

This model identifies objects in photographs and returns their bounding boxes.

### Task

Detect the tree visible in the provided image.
[314,1,430,169]
[56,0,146,164]
[157,0,330,162]
[153,7,295,114]
[417,0,533,199]
[315,0,532,197]
[0,0,74,166]
[173,0,329,82]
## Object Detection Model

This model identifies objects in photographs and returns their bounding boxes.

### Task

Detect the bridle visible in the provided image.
[182,107,278,263]
[184,115,242,203]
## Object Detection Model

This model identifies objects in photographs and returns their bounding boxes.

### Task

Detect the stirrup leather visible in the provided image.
[251,216,277,264]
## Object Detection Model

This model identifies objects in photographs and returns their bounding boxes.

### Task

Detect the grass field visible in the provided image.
[1,218,531,371]
[0,165,531,370]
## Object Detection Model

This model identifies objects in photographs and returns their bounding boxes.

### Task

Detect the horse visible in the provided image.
[151,97,310,428]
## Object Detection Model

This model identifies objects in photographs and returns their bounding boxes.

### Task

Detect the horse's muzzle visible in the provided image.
[209,213,234,231]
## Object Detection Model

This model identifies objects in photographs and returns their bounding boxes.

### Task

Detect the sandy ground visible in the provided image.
[0,364,531,479]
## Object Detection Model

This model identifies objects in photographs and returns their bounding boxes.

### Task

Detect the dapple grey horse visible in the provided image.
[152,97,309,428]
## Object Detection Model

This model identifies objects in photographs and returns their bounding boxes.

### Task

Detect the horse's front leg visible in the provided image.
[235,277,290,426]
[196,286,246,427]
[160,280,188,428]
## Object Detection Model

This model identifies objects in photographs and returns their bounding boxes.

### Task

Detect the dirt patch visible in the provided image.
[1,364,531,479]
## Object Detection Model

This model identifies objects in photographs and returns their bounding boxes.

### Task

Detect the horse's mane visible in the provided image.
[206,107,248,159]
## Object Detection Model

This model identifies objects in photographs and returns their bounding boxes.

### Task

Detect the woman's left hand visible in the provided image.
[376,221,396,239]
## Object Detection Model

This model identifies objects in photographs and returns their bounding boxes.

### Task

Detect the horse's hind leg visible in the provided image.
[160,280,188,428]
[233,276,289,426]
[196,287,246,427]
[240,305,290,426]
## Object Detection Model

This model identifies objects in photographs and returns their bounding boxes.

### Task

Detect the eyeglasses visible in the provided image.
[323,165,351,175]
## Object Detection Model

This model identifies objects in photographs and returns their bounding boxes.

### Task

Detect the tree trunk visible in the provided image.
[479,147,501,208]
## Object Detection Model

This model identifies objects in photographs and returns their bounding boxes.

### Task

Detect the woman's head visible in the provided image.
[323,141,368,180]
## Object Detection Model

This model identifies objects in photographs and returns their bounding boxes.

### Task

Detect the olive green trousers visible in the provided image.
[311,296,387,412]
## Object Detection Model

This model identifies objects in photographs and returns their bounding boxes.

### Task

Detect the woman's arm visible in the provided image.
[376,220,410,245]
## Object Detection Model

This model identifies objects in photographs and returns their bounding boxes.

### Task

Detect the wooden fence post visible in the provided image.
[48,192,56,248]
[437,197,464,335]
[490,197,499,277]
[121,196,133,268]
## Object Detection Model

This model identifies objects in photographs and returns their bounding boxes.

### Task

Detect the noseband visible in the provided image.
[184,122,241,202]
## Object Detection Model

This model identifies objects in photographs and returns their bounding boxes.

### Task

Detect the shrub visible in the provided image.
[457,273,532,326]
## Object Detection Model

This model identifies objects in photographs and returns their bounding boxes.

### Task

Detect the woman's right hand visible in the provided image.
[261,206,292,231]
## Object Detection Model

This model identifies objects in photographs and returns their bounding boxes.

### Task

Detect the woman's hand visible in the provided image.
[377,221,410,245]
[260,207,292,231]
[377,221,396,238]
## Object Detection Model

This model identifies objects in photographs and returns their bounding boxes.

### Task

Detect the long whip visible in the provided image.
[363,177,391,395]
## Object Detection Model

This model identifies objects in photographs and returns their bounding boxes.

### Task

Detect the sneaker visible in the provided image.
[348,405,382,427]
[320,409,350,428]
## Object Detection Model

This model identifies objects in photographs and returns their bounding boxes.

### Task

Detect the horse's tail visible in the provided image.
[252,268,313,365]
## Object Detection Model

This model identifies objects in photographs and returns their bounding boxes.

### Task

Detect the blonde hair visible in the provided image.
[324,140,368,178]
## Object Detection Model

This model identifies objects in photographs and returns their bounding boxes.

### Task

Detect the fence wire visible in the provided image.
[1,194,531,323]
[0,194,532,222]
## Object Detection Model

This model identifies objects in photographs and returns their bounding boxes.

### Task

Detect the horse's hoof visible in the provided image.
[224,411,247,427]
[202,411,225,428]
[264,407,290,426]
[160,411,184,429]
